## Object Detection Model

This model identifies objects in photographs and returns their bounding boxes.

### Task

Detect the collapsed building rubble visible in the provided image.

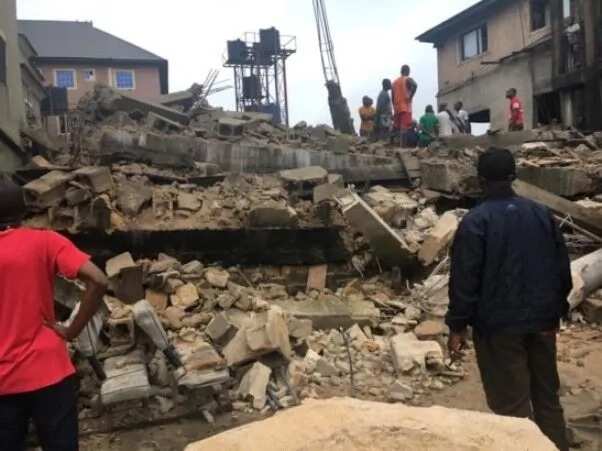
[17,83,602,449]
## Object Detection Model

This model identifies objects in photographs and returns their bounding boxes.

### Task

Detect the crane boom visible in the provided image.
[313,0,355,135]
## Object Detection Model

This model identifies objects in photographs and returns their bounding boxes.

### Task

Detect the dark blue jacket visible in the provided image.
[446,195,572,335]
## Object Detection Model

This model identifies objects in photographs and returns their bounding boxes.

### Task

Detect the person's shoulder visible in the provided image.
[515,196,550,215]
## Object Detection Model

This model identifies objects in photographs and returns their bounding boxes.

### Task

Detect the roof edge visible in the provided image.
[416,0,504,43]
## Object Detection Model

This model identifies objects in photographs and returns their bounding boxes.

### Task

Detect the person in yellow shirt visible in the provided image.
[359,96,376,137]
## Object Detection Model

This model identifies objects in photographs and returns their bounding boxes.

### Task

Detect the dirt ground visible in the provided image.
[77,324,601,451]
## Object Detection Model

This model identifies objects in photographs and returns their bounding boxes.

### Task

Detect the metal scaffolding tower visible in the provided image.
[224,29,296,126]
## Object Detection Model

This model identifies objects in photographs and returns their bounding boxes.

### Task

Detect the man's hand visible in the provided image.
[448,330,468,361]
[45,321,72,341]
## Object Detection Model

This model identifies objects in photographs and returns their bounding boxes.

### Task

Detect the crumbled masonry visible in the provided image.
[25,84,602,446]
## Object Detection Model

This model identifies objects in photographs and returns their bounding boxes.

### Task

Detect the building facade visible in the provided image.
[0,0,27,171]
[417,0,601,131]
[19,20,169,109]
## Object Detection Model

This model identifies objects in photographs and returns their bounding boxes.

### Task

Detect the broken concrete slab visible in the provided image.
[279,166,328,185]
[101,350,152,405]
[274,296,380,330]
[513,180,602,236]
[146,111,185,132]
[337,192,415,268]
[287,317,313,339]
[106,252,145,304]
[518,167,595,197]
[185,398,557,451]
[420,159,478,194]
[95,85,189,125]
[238,362,272,410]
[106,252,136,279]
[74,166,113,193]
[390,333,443,373]
[24,171,73,208]
[175,339,225,372]
[100,130,197,169]
[313,183,344,204]
[418,212,460,266]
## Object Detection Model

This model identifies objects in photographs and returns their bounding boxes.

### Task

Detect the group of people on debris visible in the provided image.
[358,65,525,146]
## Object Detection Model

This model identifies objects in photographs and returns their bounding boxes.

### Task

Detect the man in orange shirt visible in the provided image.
[392,65,418,146]
[0,177,108,450]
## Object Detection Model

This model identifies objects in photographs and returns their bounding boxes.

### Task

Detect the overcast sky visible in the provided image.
[17,0,479,127]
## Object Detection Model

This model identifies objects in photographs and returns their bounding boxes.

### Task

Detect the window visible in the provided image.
[55,69,76,89]
[83,69,95,81]
[530,0,550,31]
[114,70,135,90]
[461,25,488,61]
[0,37,6,85]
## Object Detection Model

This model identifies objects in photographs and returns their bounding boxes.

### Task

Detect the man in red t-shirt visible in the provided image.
[0,177,107,451]
[506,88,525,131]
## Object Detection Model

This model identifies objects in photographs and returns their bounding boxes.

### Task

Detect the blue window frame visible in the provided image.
[115,70,134,89]
[55,69,75,89]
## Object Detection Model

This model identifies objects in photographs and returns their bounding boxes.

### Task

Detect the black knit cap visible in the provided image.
[477,147,516,182]
[0,176,26,227]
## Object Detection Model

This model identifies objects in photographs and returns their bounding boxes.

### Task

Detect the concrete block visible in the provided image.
[74,166,113,193]
[101,351,151,405]
[581,297,602,324]
[238,362,272,410]
[337,192,415,268]
[106,252,136,278]
[205,268,230,288]
[313,183,344,204]
[146,289,168,311]
[418,212,459,266]
[24,171,73,208]
[248,204,299,228]
[518,167,596,197]
[287,317,313,339]
[206,312,237,345]
[218,118,246,137]
[414,320,449,340]
[306,264,327,291]
[314,358,338,376]
[171,283,200,309]
[64,187,92,206]
[177,191,201,211]
[181,260,203,275]
[106,315,136,349]
[390,333,443,373]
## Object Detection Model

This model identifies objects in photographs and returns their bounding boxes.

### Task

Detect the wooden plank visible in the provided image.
[306,265,328,291]
[513,179,602,236]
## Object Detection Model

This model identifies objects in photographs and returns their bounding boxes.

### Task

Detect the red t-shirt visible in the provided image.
[0,228,90,395]
[509,96,524,126]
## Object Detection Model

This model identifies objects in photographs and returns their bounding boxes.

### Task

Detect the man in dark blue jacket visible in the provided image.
[447,148,571,451]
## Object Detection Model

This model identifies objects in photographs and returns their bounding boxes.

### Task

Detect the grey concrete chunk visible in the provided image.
[238,362,272,410]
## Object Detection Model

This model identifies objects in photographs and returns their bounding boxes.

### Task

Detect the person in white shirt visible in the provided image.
[454,101,471,134]
[437,103,457,137]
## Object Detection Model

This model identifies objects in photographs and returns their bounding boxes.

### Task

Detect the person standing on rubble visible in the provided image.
[446,148,571,451]
[506,88,525,131]
[358,96,376,138]
[454,101,471,134]
[374,79,393,142]
[418,105,439,147]
[0,177,108,451]
[392,65,418,147]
